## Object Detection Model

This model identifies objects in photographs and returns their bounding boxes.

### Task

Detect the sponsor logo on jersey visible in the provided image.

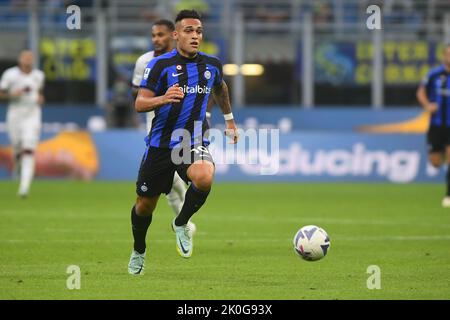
[180,85,211,94]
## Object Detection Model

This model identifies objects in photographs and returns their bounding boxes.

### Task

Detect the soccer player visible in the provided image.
[417,44,450,207]
[128,9,238,275]
[0,50,45,198]
[131,19,195,231]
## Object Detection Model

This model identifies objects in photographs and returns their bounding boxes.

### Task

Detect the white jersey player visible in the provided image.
[0,50,45,198]
[131,20,192,229]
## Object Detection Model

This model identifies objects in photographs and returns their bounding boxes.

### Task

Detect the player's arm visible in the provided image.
[135,59,185,112]
[132,86,139,100]
[38,88,45,106]
[37,71,45,106]
[0,89,23,101]
[205,95,215,119]
[417,74,437,114]
[0,72,22,101]
[0,89,8,101]
[212,80,239,144]
[132,56,146,100]
[135,85,184,113]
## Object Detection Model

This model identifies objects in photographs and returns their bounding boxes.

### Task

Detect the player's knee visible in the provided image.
[191,169,214,191]
[429,155,443,168]
[136,196,157,216]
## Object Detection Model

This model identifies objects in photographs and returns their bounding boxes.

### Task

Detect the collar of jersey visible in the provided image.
[175,49,201,62]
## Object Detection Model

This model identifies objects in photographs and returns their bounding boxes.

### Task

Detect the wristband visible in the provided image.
[223,113,234,121]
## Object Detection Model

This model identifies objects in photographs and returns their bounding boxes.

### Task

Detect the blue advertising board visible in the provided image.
[0,130,444,183]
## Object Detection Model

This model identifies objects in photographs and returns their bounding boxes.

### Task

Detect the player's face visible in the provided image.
[444,47,450,68]
[174,19,203,57]
[18,51,34,72]
[152,25,173,54]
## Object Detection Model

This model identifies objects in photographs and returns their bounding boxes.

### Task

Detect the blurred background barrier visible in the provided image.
[0,106,428,132]
[0,107,443,182]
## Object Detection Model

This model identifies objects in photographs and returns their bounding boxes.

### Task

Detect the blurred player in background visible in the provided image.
[0,50,45,198]
[128,10,238,275]
[417,44,450,207]
[131,19,196,233]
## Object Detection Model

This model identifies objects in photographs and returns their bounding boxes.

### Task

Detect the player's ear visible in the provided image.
[172,30,178,40]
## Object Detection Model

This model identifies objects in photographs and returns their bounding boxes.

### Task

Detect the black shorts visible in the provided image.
[427,126,450,153]
[136,144,214,198]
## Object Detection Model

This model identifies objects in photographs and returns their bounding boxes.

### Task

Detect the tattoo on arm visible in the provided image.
[212,80,232,114]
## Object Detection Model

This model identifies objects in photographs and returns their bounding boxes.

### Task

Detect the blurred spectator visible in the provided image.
[383,0,423,31]
[313,2,333,24]
[106,74,139,128]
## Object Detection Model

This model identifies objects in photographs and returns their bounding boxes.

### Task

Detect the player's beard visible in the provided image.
[154,45,169,56]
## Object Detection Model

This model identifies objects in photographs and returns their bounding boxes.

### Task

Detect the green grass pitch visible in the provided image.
[1,181,450,300]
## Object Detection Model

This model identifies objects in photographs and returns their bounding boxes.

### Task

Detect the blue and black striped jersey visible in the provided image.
[421,64,450,127]
[140,49,223,149]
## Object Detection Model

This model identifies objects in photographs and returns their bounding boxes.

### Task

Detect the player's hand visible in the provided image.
[426,102,438,114]
[9,89,23,99]
[38,94,45,106]
[163,84,184,104]
[224,120,239,144]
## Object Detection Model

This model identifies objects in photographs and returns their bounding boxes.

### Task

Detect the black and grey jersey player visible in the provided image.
[127,9,239,275]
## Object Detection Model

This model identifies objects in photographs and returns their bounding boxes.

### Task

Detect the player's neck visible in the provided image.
[176,47,198,60]
[154,46,174,57]
[19,66,32,74]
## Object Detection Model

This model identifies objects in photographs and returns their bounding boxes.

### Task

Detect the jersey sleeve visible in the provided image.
[0,70,10,91]
[132,55,147,87]
[140,59,165,93]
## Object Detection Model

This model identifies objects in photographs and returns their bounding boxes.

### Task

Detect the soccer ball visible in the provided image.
[293,225,330,261]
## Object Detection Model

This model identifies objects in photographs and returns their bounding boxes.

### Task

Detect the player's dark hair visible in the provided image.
[153,19,175,31]
[175,10,202,23]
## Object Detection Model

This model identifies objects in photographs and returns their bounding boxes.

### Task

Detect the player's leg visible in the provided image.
[17,121,40,197]
[132,195,159,254]
[175,160,214,226]
[172,146,215,258]
[166,172,186,214]
[11,143,21,180]
[6,116,22,180]
[165,172,197,236]
[18,149,35,197]
[428,152,444,168]
[443,143,450,208]
[128,193,160,276]
[426,127,450,206]
[128,147,174,274]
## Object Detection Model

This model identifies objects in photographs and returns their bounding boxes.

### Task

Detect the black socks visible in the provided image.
[131,205,152,254]
[175,184,210,226]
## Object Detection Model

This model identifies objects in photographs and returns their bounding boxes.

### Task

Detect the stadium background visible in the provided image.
[0,0,449,183]
[1,0,450,301]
